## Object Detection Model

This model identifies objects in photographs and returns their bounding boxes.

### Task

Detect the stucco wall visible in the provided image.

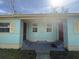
[64,17,79,51]
[0,19,21,49]
[26,23,59,42]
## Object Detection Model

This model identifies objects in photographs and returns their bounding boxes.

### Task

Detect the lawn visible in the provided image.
[0,49,79,59]
[0,49,36,59]
[50,51,79,59]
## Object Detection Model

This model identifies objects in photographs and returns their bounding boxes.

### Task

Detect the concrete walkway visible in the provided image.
[36,52,50,59]
[35,45,50,59]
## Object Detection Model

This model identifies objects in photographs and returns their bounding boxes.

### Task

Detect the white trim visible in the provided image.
[68,45,79,51]
[0,44,20,49]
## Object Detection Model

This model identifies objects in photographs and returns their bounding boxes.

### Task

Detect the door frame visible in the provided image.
[23,22,27,41]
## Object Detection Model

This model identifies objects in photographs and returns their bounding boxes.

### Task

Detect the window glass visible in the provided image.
[32,24,37,32]
[0,23,10,32]
[47,24,52,32]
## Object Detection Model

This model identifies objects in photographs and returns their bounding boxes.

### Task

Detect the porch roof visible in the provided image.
[0,13,79,19]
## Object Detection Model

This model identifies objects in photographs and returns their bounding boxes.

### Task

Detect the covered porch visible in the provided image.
[20,14,65,51]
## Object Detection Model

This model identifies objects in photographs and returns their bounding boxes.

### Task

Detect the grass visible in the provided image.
[21,50,36,59]
[0,49,79,59]
[50,51,79,59]
[0,49,36,59]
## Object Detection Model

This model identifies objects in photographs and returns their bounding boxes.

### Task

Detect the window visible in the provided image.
[0,23,10,32]
[47,24,52,32]
[32,24,37,32]
[75,22,79,32]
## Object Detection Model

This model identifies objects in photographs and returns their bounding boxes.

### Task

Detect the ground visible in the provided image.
[0,49,36,59]
[0,49,79,59]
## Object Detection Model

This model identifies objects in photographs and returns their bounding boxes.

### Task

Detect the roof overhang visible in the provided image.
[0,13,79,19]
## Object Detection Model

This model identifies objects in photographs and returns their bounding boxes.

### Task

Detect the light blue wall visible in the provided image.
[67,17,79,45]
[26,23,59,42]
[0,19,21,44]
[64,17,79,48]
[63,19,68,46]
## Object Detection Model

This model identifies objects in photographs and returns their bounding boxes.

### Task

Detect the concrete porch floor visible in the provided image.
[21,40,65,51]
[21,40,65,59]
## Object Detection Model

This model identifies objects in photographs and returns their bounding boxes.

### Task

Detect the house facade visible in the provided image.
[0,13,79,51]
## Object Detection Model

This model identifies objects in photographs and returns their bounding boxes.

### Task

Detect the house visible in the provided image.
[0,13,79,51]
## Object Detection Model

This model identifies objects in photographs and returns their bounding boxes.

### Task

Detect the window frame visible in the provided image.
[32,24,38,32]
[0,23,10,32]
[46,24,52,32]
